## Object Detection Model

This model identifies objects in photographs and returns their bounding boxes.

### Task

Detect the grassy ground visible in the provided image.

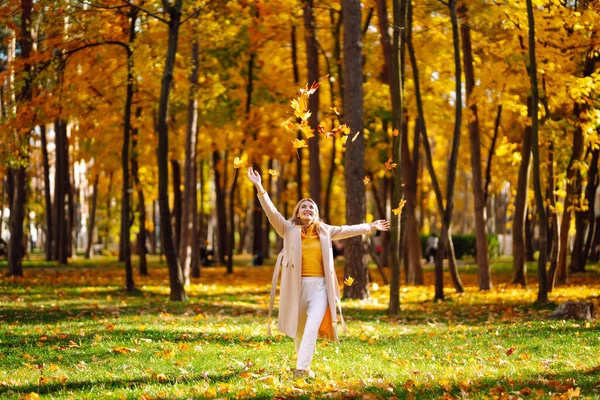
[0,255,599,399]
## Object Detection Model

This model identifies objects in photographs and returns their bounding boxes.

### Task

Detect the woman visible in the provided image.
[247,167,389,377]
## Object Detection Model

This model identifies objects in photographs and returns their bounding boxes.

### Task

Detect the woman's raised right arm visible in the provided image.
[248,167,288,237]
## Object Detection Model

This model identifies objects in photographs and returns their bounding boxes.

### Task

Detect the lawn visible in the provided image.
[0,256,599,399]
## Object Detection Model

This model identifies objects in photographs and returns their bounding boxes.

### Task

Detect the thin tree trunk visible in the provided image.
[54,118,69,264]
[0,177,4,240]
[343,0,369,300]
[104,171,114,251]
[435,0,463,301]
[581,148,600,270]
[180,38,200,284]
[213,150,228,264]
[131,107,147,276]
[291,23,303,204]
[547,142,559,291]
[120,10,137,292]
[484,105,503,203]
[459,3,491,290]
[526,0,548,304]
[40,124,53,261]
[85,175,99,259]
[156,0,187,301]
[171,159,182,253]
[193,159,204,278]
[303,0,322,206]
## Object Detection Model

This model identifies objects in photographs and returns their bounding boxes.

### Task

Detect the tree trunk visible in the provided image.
[213,150,228,264]
[156,0,187,301]
[120,12,137,292]
[85,175,99,259]
[581,148,600,270]
[0,178,4,240]
[547,142,559,292]
[459,4,491,290]
[104,171,114,251]
[402,120,423,285]
[290,25,304,204]
[171,159,182,253]
[343,0,368,300]
[180,39,200,284]
[556,107,584,286]
[512,121,532,285]
[131,107,147,276]
[193,159,204,278]
[53,118,69,265]
[526,0,548,304]
[303,0,322,206]
[435,0,463,301]
[40,124,53,261]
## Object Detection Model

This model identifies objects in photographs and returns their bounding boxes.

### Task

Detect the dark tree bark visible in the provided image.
[512,110,532,286]
[120,9,138,293]
[40,124,53,261]
[459,4,491,290]
[131,107,148,276]
[303,0,322,206]
[171,159,182,253]
[547,142,559,291]
[85,175,99,259]
[212,150,228,264]
[434,0,464,301]
[343,0,368,300]
[180,39,200,284]
[526,0,548,304]
[53,118,69,265]
[156,0,187,301]
[581,148,600,269]
[7,0,33,276]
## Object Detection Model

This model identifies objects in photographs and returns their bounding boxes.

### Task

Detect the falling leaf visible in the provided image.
[268,169,278,177]
[317,125,325,135]
[300,123,315,139]
[344,277,355,286]
[363,176,371,185]
[329,107,340,115]
[292,139,307,149]
[384,158,397,171]
[392,199,407,215]
[351,131,361,142]
[392,128,399,136]
[233,157,246,169]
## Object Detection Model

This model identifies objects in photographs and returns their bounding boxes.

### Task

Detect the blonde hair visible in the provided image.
[290,198,322,228]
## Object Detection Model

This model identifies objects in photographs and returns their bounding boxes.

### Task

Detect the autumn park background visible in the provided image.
[1,0,600,398]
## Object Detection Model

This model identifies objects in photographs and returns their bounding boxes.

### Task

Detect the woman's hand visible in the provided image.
[247,167,262,186]
[370,220,390,232]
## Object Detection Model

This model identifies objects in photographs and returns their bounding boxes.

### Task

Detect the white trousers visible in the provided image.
[295,277,328,370]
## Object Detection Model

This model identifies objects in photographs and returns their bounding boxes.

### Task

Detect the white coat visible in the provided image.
[257,193,372,343]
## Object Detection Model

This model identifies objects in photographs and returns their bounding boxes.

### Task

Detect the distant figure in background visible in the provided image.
[425,234,439,264]
[250,251,264,266]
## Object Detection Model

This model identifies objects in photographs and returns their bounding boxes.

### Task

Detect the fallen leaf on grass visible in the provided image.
[112,347,138,354]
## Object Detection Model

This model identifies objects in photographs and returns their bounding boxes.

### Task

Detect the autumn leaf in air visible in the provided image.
[329,107,340,116]
[344,276,354,286]
[383,158,397,172]
[300,123,315,139]
[391,129,399,136]
[392,199,406,216]
[351,131,361,142]
[268,169,278,177]
[363,176,370,185]
[233,157,246,169]
[292,139,307,149]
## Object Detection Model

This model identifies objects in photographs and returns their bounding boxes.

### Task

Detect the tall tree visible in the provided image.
[526,0,548,304]
[180,38,200,284]
[40,123,53,261]
[459,4,491,290]
[155,0,187,301]
[343,0,368,300]
[434,0,463,301]
[303,0,322,207]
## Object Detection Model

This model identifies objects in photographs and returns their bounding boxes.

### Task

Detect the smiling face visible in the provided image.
[297,199,318,224]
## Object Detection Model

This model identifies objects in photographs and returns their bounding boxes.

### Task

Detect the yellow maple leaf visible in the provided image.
[363,176,371,185]
[344,276,354,286]
[392,199,407,215]
[391,128,399,136]
[567,387,580,398]
[384,158,398,171]
[292,139,307,149]
[300,123,315,139]
[233,157,246,169]
[268,169,278,177]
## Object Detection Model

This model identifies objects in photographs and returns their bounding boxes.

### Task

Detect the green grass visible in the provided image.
[0,257,599,399]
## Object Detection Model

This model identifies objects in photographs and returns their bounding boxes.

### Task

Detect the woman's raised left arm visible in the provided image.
[329,220,390,241]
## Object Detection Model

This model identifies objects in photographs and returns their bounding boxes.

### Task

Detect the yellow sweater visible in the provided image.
[301,227,325,277]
